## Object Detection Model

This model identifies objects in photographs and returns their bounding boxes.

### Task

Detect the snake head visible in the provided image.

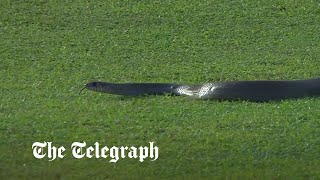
[85,82,99,89]
[79,82,99,95]
[79,82,115,95]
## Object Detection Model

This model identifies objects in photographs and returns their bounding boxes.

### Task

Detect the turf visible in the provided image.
[1,0,320,179]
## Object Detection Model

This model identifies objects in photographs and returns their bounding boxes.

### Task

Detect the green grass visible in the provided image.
[1,0,320,179]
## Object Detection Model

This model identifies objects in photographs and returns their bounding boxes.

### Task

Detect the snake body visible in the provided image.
[82,77,320,102]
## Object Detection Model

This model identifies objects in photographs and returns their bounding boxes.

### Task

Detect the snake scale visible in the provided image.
[81,77,320,102]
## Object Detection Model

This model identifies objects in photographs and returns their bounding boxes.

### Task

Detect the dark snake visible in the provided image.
[80,77,320,102]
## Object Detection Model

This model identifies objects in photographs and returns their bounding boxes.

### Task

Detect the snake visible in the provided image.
[80,77,320,102]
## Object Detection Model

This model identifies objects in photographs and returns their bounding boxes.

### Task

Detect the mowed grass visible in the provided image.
[1,0,320,179]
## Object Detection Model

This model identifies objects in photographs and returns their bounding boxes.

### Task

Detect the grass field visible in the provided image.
[1,0,320,179]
